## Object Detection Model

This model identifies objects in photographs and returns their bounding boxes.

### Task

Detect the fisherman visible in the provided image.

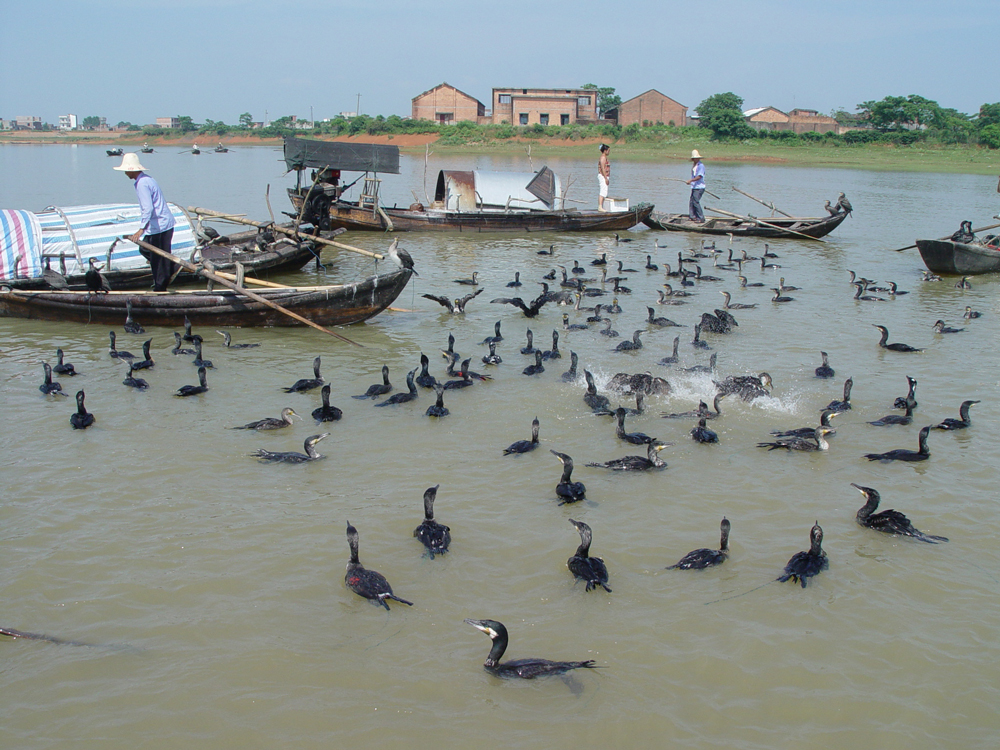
[115,152,176,292]
[686,150,706,223]
[598,144,611,212]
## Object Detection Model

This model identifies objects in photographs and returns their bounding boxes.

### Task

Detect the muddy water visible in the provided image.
[1,145,999,748]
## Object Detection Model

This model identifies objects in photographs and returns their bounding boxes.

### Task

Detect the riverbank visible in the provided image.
[3,130,998,175]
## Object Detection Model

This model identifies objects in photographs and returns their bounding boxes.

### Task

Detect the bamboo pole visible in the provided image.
[188,206,383,259]
[211,270,290,289]
[128,236,363,346]
[706,206,827,243]
[663,177,721,200]
[892,221,1000,252]
[730,186,793,217]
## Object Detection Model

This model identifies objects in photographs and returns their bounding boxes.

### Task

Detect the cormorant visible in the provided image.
[345,521,413,609]
[522,351,545,376]
[668,517,730,569]
[172,332,195,356]
[504,417,540,455]
[464,619,599,679]
[520,329,537,355]
[52,348,77,376]
[719,291,756,310]
[606,297,623,314]
[70,390,95,429]
[777,523,828,587]
[490,295,548,318]
[614,330,643,352]
[614,407,654,445]
[691,416,718,443]
[41,257,69,289]
[123,300,144,334]
[836,192,853,214]
[352,365,392,399]
[444,360,475,388]
[933,319,965,334]
[192,339,213,369]
[538,244,555,255]
[964,306,982,320]
[863,425,932,462]
[815,351,835,378]
[454,271,479,286]
[757,426,834,452]
[699,311,729,334]
[131,338,155,370]
[108,331,135,361]
[955,276,972,290]
[586,441,669,471]
[85,258,110,293]
[541,330,561,360]
[599,319,619,338]
[567,519,611,592]
[826,377,853,412]
[715,372,772,402]
[561,351,579,382]
[482,340,502,365]
[646,307,681,327]
[691,324,710,350]
[873,325,923,352]
[176,367,209,397]
[771,288,794,303]
[506,271,522,288]
[852,282,885,302]
[658,336,680,365]
[933,399,979,430]
[738,275,764,288]
[375,369,418,406]
[415,353,439,389]
[869,403,913,426]
[893,376,917,411]
[645,255,659,271]
[563,313,588,331]
[851,484,948,543]
[122,362,149,390]
[761,256,781,271]
[312,385,343,422]
[413,486,450,558]
[252,432,329,463]
[583,370,611,414]
[425,385,450,417]
[424,288,483,314]
[591,252,607,266]
[551,450,586,503]
[232,407,300,431]
[39,363,64,396]
[386,237,418,275]
[479,321,503,345]
[181,315,199,343]
[217,330,261,348]
[778,278,800,292]
[586,304,605,323]
[770,409,838,438]
[682,352,717,374]
[614,233,633,244]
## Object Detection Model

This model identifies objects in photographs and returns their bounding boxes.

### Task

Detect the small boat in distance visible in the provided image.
[214,143,229,153]
[106,147,124,157]
[140,143,154,153]
[644,210,847,239]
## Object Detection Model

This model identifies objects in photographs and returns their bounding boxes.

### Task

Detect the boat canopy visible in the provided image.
[0,203,196,282]
[283,137,400,174]
[434,167,564,211]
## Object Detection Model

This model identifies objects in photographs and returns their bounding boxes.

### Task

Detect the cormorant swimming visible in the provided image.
[771,288,794,303]
[715,372,772,402]
[770,409,838,438]
[482,340,502,365]
[464,619,599,679]
[646,307,681,327]
[614,407,654,445]
[851,484,948,543]
[252,433,329,463]
[425,385,450,417]
[567,519,611,592]
[108,331,135,361]
[131,338,155,370]
[345,521,413,609]
[586,441,669,471]
[122,362,150,390]
[691,416,719,443]
[181,315,199,343]
[39,363,64,396]
[561,351,579,382]
[123,299,144,334]
[506,271,522,288]
[719,291,756,310]
[312,384,343,422]
[757,426,834,452]
[777,523,828,588]
[415,353,439,389]
[522,351,545,376]
[504,417,540,455]
[413,485,451,558]
[668,517,730,569]
[869,402,913,427]
[176,367,209,397]
[893,376,917,411]
[658,336,680,365]
[955,276,972,290]
[873,325,923,352]
[583,370,611,414]
[933,399,979,430]
[863,425,932,462]
[172,332,195,356]
[52,348,77,376]
[284,357,325,394]
[192,339,214,369]
[232,407,299,430]
[70,390,95,429]
[815,351,835,379]
[599,318,619,338]
[541,330,561,360]
[480,320,503,345]
[375,369,418,406]
[520,329,537,355]
[826,376,853,412]
[932,319,965,334]
[353,365,392,399]
[963,306,982,320]
[423,288,483,314]
[217,330,261,348]
[454,271,479,286]
[551,450,586,503]
[563,313,588,331]
[614,330,643,352]
[691,324,710,350]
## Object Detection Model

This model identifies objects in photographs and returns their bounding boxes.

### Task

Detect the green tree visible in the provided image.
[977,103,1000,130]
[176,116,196,132]
[695,93,754,140]
[980,124,1000,149]
[581,84,622,117]
[239,112,253,129]
[82,115,101,129]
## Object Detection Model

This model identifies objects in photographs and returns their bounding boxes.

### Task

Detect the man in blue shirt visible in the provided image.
[114,153,176,291]
[685,149,706,223]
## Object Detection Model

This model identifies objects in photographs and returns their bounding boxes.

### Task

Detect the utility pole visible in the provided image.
[356,93,361,117]
[310,105,313,127]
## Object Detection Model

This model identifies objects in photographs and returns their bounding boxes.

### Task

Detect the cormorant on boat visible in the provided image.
[614,407,654,445]
[758,427,834,452]
[85,258,110,293]
[836,192,853,215]
[454,271,479,286]
[824,200,838,216]
[715,372,772,402]
[587,441,669,471]
[873,325,923,352]
[964,306,982,320]
[504,417,540,455]
[312,385,343,422]
[567,519,611,592]
[893,376,917,411]
[108,331,135,361]
[691,324,710,350]
[52,348,77,376]
[172,332,196,356]
[284,356,324,393]
[425,385,450,417]
[719,291,756,310]
[561,351,579,382]
[479,320,503,345]
[826,376,853,412]
[658,336,680,365]
[933,319,965,334]
[506,271,522,287]
[131,338,155,370]
[869,402,913,427]
[386,237,418,275]
[490,294,548,318]
[413,485,451,558]
[863,425,932,462]
[345,521,413,609]
[423,288,483,314]
[176,367,209,397]
[770,409,838,438]
[464,619,599,679]
[551,450,586,503]
[482,340,502,365]
[70,390,95,429]
[851,484,948,543]
[217,330,261,348]
[252,433,329,463]
[122,363,149,390]
[541,330,561,360]
[614,330,644,352]
[522,351,545,376]
[815,351,835,378]
[375,369,418,406]
[123,300,145,334]
[353,365,392,399]
[646,307,682,327]
[416,353,439,389]
[583,370,612,414]
[599,318,619,338]
[682,352,717,374]
[933,399,979,430]
[41,257,69,289]
[668,517,730,569]
[231,408,301,431]
[771,288,794,303]
[39,362,66,396]
[777,523,828,587]
[691,417,719,443]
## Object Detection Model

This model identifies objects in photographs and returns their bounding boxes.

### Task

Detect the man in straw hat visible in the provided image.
[685,150,706,223]
[114,152,176,291]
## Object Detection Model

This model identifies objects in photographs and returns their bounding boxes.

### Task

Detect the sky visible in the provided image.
[2,0,998,126]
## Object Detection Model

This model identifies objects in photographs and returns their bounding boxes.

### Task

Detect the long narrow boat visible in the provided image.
[643,211,848,239]
[916,238,1000,275]
[0,268,412,327]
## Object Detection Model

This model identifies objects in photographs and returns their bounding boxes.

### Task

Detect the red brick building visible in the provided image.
[611,90,688,127]
[412,83,486,124]
[491,88,599,126]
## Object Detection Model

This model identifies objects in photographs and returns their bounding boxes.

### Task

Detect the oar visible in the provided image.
[662,177,721,200]
[127,236,363,347]
[707,206,827,243]
[730,186,793,218]
[187,206,384,260]
[892,221,1000,252]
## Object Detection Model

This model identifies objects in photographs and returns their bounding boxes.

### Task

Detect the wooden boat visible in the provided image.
[106,148,123,157]
[0,268,413,327]
[643,211,848,239]
[916,238,1000,275]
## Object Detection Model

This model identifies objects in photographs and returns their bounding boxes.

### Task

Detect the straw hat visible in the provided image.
[690,150,703,160]
[113,153,147,172]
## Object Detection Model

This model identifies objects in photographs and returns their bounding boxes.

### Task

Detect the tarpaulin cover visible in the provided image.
[0,210,43,281]
[283,136,400,174]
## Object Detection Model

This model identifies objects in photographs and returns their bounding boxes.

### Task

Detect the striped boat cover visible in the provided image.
[0,210,44,281]
[0,203,196,281]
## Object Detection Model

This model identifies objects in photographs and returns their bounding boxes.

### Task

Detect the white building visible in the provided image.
[59,114,78,130]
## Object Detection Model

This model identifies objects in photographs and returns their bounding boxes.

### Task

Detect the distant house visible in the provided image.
[15,116,42,130]
[156,117,180,129]
[412,83,486,124]
[0,119,11,130]
[59,114,78,131]
[611,90,688,127]
[745,106,846,135]
[491,88,598,126]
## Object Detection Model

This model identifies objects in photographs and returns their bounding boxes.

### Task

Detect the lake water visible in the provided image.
[1,144,999,749]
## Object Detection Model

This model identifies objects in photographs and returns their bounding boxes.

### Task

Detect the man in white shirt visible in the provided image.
[686,150,706,223]
[115,152,176,291]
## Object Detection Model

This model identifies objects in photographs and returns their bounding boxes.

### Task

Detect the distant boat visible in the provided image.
[140,144,154,153]
[191,144,201,155]
[106,147,124,157]
[214,143,229,153]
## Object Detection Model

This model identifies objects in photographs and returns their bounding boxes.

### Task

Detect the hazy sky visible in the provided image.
[3,0,997,125]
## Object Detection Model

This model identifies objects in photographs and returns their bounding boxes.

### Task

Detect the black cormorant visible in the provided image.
[522,351,545,376]
[108,331,135,360]
[541,330,561,360]
[719,291,756,310]
[39,363,64,396]
[425,385,450,417]
[122,363,149,390]
[385,237,418,275]
[668,517,730,569]
[123,299,144,334]
[964,306,981,320]
[416,353,439,389]
[312,384,343,422]
[504,417,540,455]
[851,484,948,543]
[770,409,838,438]
[464,619,598,679]
[758,427,834,451]
[345,521,413,609]
[413,486,451,558]
[932,319,965,334]
[815,351,835,378]
[583,370,611,414]
[375,369,418,406]
[252,432,329,463]
[614,330,643,352]
[53,348,77,376]
[480,320,503,345]
[658,336,680,365]
[933,399,979,430]
[869,403,913,427]
[172,332,195,355]
[353,365,392,399]
[863,425,932,462]
[85,258,110,293]
[482,341,502,366]
[873,325,923,352]
[561,351,579,382]
[567,519,611,592]
[217,330,261,348]
[777,523,828,587]
[192,339,214,369]
[176,367,209,397]
[586,441,669,471]
[691,417,718,443]
[506,271,522,287]
[70,390,95,429]
[614,407,654,445]
[423,288,483,314]
[893,376,917,411]
[551,450,586,503]
[691,324,710,350]
[826,376,853,412]
[131,338,155,370]
[454,271,479,286]
[715,372,772,402]
[490,295,548,318]
[232,407,299,430]
[520,329,537,355]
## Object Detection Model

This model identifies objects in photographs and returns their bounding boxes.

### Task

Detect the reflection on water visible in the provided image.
[1,146,999,748]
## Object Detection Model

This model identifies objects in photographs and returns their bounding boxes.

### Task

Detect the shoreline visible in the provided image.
[3,131,998,175]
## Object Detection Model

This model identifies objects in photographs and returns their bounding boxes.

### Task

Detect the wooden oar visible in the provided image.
[211,270,290,289]
[663,177,721,200]
[128,236,363,346]
[707,206,827,243]
[892,221,1000,252]
[188,206,383,260]
[730,187,793,218]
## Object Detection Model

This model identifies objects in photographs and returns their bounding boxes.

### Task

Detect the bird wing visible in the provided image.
[422,294,453,309]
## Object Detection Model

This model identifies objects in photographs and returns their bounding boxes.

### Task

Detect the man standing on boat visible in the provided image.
[598,144,611,211]
[115,153,175,292]
[686,150,706,223]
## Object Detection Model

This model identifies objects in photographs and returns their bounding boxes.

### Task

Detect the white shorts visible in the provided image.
[598,174,609,198]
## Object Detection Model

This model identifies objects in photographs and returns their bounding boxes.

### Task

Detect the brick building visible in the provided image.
[491,88,598,126]
[156,117,180,129]
[412,83,486,124]
[745,107,846,135]
[611,89,688,127]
